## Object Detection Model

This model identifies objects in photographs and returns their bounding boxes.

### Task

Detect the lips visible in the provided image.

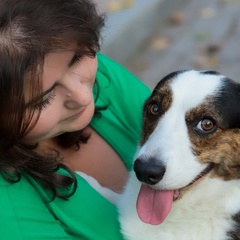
[173,163,214,202]
[186,163,214,188]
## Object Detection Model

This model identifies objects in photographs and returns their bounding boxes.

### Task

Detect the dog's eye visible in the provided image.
[148,103,160,116]
[196,118,216,133]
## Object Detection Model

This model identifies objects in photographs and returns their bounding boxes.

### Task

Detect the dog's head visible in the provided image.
[134,70,240,225]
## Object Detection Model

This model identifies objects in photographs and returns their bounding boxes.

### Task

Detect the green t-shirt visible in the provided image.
[91,53,151,170]
[0,53,151,239]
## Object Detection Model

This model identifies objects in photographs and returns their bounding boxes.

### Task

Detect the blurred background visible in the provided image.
[95,0,240,89]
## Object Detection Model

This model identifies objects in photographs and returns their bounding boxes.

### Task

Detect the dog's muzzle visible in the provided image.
[134,157,166,185]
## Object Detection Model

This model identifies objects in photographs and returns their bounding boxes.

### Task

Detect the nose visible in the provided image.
[64,78,92,109]
[134,157,166,185]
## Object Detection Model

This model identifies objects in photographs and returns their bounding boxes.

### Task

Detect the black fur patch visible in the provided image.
[153,70,188,91]
[212,78,240,129]
[228,211,240,239]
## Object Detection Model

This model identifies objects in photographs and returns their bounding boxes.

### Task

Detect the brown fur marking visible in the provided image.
[186,100,240,180]
[140,79,173,145]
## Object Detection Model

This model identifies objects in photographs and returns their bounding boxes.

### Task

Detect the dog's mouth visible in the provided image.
[185,163,214,190]
[136,163,214,226]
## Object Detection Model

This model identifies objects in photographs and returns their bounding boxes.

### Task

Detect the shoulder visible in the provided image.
[96,52,151,96]
[92,53,152,170]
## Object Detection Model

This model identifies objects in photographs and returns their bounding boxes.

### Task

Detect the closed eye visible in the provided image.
[68,53,83,68]
[25,84,57,110]
[34,91,56,110]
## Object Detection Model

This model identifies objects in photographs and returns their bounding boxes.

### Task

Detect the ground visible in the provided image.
[123,0,240,89]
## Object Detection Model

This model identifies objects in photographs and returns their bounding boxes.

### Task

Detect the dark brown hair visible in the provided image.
[0,0,105,199]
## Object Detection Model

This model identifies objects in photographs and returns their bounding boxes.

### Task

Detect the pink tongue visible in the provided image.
[136,184,174,225]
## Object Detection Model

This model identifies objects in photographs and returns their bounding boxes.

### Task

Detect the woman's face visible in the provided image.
[23,50,97,144]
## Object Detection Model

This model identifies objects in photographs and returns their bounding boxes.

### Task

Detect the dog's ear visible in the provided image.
[213,78,240,129]
[201,70,221,76]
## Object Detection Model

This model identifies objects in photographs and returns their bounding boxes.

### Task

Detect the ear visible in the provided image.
[213,78,240,129]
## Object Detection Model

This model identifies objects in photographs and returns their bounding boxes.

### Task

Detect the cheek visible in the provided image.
[74,56,97,82]
[84,56,97,75]
[191,130,240,180]
[35,113,60,133]
[25,107,62,142]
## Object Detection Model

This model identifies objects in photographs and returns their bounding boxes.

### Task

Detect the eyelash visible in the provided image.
[35,92,56,110]
[71,54,83,67]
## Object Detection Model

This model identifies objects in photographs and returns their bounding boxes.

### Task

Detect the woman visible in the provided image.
[0,0,151,239]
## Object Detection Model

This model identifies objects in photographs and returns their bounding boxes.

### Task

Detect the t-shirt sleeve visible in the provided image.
[90,53,151,170]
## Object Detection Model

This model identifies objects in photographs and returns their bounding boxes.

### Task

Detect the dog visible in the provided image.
[118,70,240,240]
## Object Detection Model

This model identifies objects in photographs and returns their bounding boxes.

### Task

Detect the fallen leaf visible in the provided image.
[206,43,222,54]
[199,8,216,19]
[107,0,134,12]
[169,11,185,25]
[150,37,171,50]
[194,32,210,41]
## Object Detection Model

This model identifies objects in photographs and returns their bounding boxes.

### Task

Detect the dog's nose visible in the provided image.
[134,158,166,185]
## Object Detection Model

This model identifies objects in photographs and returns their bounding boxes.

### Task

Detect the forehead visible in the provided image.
[141,71,226,143]
[153,70,224,111]
[42,50,74,89]
[24,50,74,102]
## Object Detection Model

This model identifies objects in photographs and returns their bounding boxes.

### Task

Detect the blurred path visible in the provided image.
[123,0,240,89]
[96,0,189,63]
